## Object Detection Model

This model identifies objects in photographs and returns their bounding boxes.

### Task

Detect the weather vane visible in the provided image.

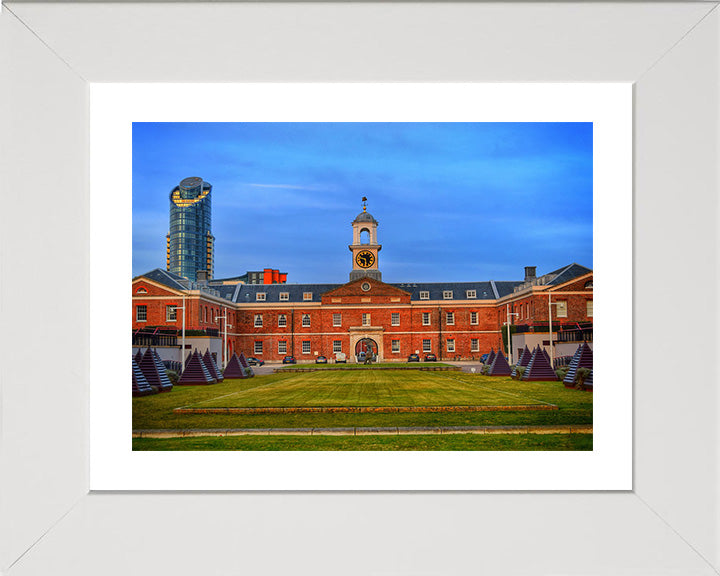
[362,196,367,212]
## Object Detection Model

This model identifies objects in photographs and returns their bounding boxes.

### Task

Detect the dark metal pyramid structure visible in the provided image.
[488,349,512,376]
[223,353,247,379]
[485,348,496,366]
[178,349,216,385]
[542,347,551,366]
[134,348,143,365]
[139,347,173,392]
[132,356,154,396]
[511,345,532,378]
[237,353,255,377]
[563,342,594,388]
[522,346,558,381]
[203,349,223,382]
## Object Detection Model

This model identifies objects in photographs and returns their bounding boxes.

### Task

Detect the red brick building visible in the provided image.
[132,207,592,365]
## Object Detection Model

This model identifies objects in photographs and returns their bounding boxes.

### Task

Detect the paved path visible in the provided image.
[133,424,591,439]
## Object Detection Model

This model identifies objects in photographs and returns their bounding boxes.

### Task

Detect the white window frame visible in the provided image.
[279,292,289,301]
[278,341,287,354]
[419,291,430,300]
[254,314,263,327]
[422,339,432,353]
[333,313,341,327]
[470,311,478,325]
[256,292,266,301]
[556,300,568,318]
[446,312,454,325]
[302,340,311,354]
[443,290,453,300]
[391,339,400,353]
[333,340,342,353]
[278,314,287,327]
[302,314,310,327]
[447,339,455,353]
[466,290,476,299]
[303,292,313,301]
[587,300,593,317]
[391,312,400,326]
[166,304,177,322]
[362,313,371,326]
[471,338,480,352]
[422,312,430,326]
[254,341,263,355]
[136,305,147,322]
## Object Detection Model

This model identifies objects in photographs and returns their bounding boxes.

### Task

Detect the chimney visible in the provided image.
[524,266,537,282]
[196,269,209,286]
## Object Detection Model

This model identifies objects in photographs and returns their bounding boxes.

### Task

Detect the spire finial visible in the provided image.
[362,196,367,212]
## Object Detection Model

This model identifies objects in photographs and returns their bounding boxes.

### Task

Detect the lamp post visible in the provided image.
[505,304,519,364]
[548,295,563,369]
[176,295,187,373]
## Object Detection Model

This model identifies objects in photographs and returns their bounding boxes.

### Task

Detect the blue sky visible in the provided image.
[133,122,592,283]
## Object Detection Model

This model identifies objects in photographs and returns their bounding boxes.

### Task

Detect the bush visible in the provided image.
[575,367,591,390]
[556,367,569,381]
[513,366,525,380]
[481,365,490,376]
[165,369,179,384]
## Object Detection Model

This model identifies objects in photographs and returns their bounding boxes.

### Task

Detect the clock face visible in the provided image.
[355,250,375,268]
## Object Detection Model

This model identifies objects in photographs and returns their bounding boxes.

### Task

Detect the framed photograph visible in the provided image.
[2,2,718,574]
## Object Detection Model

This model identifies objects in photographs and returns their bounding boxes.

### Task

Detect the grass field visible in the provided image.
[133,369,592,450]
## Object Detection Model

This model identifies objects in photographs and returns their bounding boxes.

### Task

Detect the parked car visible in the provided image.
[282,356,296,364]
[480,353,489,363]
[335,352,347,363]
[408,353,420,362]
[356,351,366,363]
[246,357,264,366]
[424,353,437,362]
[315,355,328,364]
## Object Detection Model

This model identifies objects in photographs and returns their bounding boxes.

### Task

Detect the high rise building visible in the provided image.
[166,176,214,281]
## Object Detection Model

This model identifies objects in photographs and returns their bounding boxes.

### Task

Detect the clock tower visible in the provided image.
[349,198,382,282]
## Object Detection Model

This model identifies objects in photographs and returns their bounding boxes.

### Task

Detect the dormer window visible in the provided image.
[256,292,266,301]
[279,292,289,301]
[466,290,476,299]
[419,291,430,300]
[443,290,453,300]
[303,292,313,301]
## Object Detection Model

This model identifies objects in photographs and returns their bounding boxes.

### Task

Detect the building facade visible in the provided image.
[166,176,215,281]
[136,205,593,366]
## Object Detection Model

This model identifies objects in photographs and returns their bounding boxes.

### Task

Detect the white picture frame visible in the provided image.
[1,2,718,574]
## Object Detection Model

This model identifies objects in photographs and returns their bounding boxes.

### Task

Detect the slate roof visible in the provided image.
[353,211,378,224]
[134,263,590,304]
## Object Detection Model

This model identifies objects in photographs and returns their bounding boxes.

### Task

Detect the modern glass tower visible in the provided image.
[166,177,214,281]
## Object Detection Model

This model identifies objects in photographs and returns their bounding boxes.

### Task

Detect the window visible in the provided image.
[166,305,177,322]
[279,292,289,301]
[466,290,476,299]
[362,313,371,326]
[302,341,311,354]
[303,292,313,301]
[585,281,593,289]
[333,340,342,353]
[470,311,478,325]
[443,290,453,300]
[422,312,430,326]
[256,292,266,301]
[136,287,147,294]
[278,341,287,354]
[136,305,147,322]
[471,338,479,352]
[333,313,341,327]
[419,291,430,300]
[446,312,454,325]
[447,339,455,352]
[587,300,593,317]
[254,314,263,327]
[556,301,568,318]
[254,341,263,355]
[278,314,287,327]
[302,314,310,327]
[422,339,432,353]
[391,312,400,326]
[392,340,400,353]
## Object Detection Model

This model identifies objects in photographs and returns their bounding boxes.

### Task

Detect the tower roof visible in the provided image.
[353,211,378,224]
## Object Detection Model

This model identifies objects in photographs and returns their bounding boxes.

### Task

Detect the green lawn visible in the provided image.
[133,371,593,447]
[133,433,593,451]
[276,362,453,369]
[185,370,554,409]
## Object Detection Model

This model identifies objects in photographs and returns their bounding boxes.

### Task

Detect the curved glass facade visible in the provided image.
[166,177,214,280]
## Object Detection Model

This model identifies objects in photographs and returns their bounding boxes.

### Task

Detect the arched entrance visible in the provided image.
[355,338,378,362]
